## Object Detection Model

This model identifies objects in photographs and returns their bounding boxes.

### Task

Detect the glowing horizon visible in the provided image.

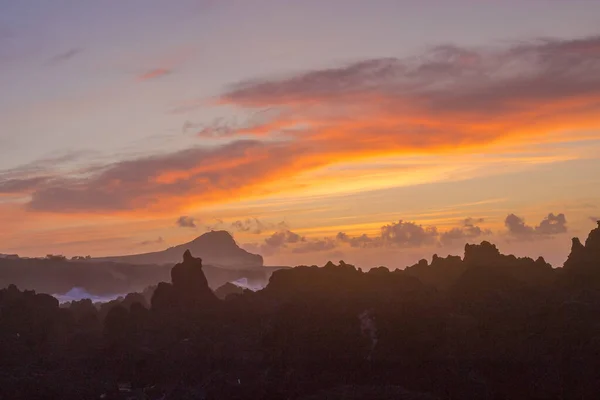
[1,1,600,268]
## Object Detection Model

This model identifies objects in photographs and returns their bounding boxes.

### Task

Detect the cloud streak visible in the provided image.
[20,140,324,213]
[230,218,287,234]
[292,238,337,254]
[220,35,600,153]
[2,35,599,215]
[46,48,83,65]
[137,68,171,81]
[0,176,51,194]
[139,236,164,246]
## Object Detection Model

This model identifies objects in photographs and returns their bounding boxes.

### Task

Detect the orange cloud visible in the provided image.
[1,35,600,217]
[220,35,600,149]
[137,68,171,81]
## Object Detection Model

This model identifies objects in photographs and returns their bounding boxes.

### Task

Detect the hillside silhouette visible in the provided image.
[0,231,272,296]
[94,230,264,268]
[0,222,600,399]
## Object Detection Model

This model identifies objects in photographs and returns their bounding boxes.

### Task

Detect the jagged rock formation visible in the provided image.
[404,254,465,290]
[95,230,264,268]
[405,241,554,290]
[0,258,170,297]
[151,250,217,311]
[564,221,600,271]
[214,282,245,300]
[6,225,600,399]
[463,241,501,266]
[0,252,270,296]
[171,250,210,294]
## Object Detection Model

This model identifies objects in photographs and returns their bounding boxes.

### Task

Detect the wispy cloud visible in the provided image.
[139,236,164,246]
[0,151,90,196]
[230,218,287,234]
[137,68,171,82]
[2,34,599,215]
[204,218,224,231]
[46,48,83,65]
[292,238,337,254]
[220,35,600,152]
[19,140,313,213]
[0,176,51,194]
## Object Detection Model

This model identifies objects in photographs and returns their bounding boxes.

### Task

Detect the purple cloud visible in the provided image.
[505,212,568,239]
[176,216,197,228]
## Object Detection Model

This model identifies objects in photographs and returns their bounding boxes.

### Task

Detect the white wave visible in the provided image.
[229,278,265,292]
[53,287,125,304]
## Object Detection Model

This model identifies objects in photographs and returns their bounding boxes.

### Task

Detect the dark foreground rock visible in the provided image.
[1,226,600,399]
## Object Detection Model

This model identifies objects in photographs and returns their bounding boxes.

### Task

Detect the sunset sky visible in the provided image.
[1,0,600,268]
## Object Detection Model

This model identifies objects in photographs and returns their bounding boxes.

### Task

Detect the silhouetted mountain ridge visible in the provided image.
[94,230,263,268]
[2,223,600,399]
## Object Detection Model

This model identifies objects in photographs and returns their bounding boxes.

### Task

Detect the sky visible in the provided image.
[1,0,600,268]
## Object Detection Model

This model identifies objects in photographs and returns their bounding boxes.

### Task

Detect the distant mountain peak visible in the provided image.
[191,230,236,244]
[94,230,263,268]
